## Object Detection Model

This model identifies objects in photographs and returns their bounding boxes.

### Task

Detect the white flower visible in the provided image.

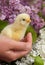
[36,28,45,60]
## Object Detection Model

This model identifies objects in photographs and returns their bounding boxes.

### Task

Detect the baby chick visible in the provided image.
[1,13,31,41]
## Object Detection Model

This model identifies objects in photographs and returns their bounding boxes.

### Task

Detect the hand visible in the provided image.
[0,33,32,62]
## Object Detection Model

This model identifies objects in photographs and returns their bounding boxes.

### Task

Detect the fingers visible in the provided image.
[2,51,29,62]
[0,35,28,51]
[7,33,32,51]
[10,41,28,51]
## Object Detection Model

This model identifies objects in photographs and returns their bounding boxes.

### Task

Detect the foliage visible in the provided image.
[0,20,8,32]
[34,56,44,65]
[26,25,37,43]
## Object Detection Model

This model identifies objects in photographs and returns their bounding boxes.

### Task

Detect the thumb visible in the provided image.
[24,33,32,51]
[24,33,32,43]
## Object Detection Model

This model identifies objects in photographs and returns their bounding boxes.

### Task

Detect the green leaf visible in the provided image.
[42,16,45,21]
[25,25,37,43]
[34,56,44,65]
[43,4,45,7]
[38,12,42,17]
[0,20,8,32]
[38,12,45,21]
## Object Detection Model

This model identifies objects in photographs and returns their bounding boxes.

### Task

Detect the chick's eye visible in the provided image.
[22,19,25,21]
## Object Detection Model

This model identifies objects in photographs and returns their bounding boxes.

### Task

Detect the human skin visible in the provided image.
[0,33,32,62]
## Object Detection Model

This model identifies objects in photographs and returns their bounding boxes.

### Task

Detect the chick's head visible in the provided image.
[15,13,31,26]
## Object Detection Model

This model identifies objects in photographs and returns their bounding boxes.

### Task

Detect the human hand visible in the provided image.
[0,33,32,62]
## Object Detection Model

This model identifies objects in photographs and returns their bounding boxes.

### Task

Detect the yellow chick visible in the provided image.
[1,13,31,41]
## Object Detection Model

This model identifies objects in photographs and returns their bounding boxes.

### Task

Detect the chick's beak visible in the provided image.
[26,18,31,23]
